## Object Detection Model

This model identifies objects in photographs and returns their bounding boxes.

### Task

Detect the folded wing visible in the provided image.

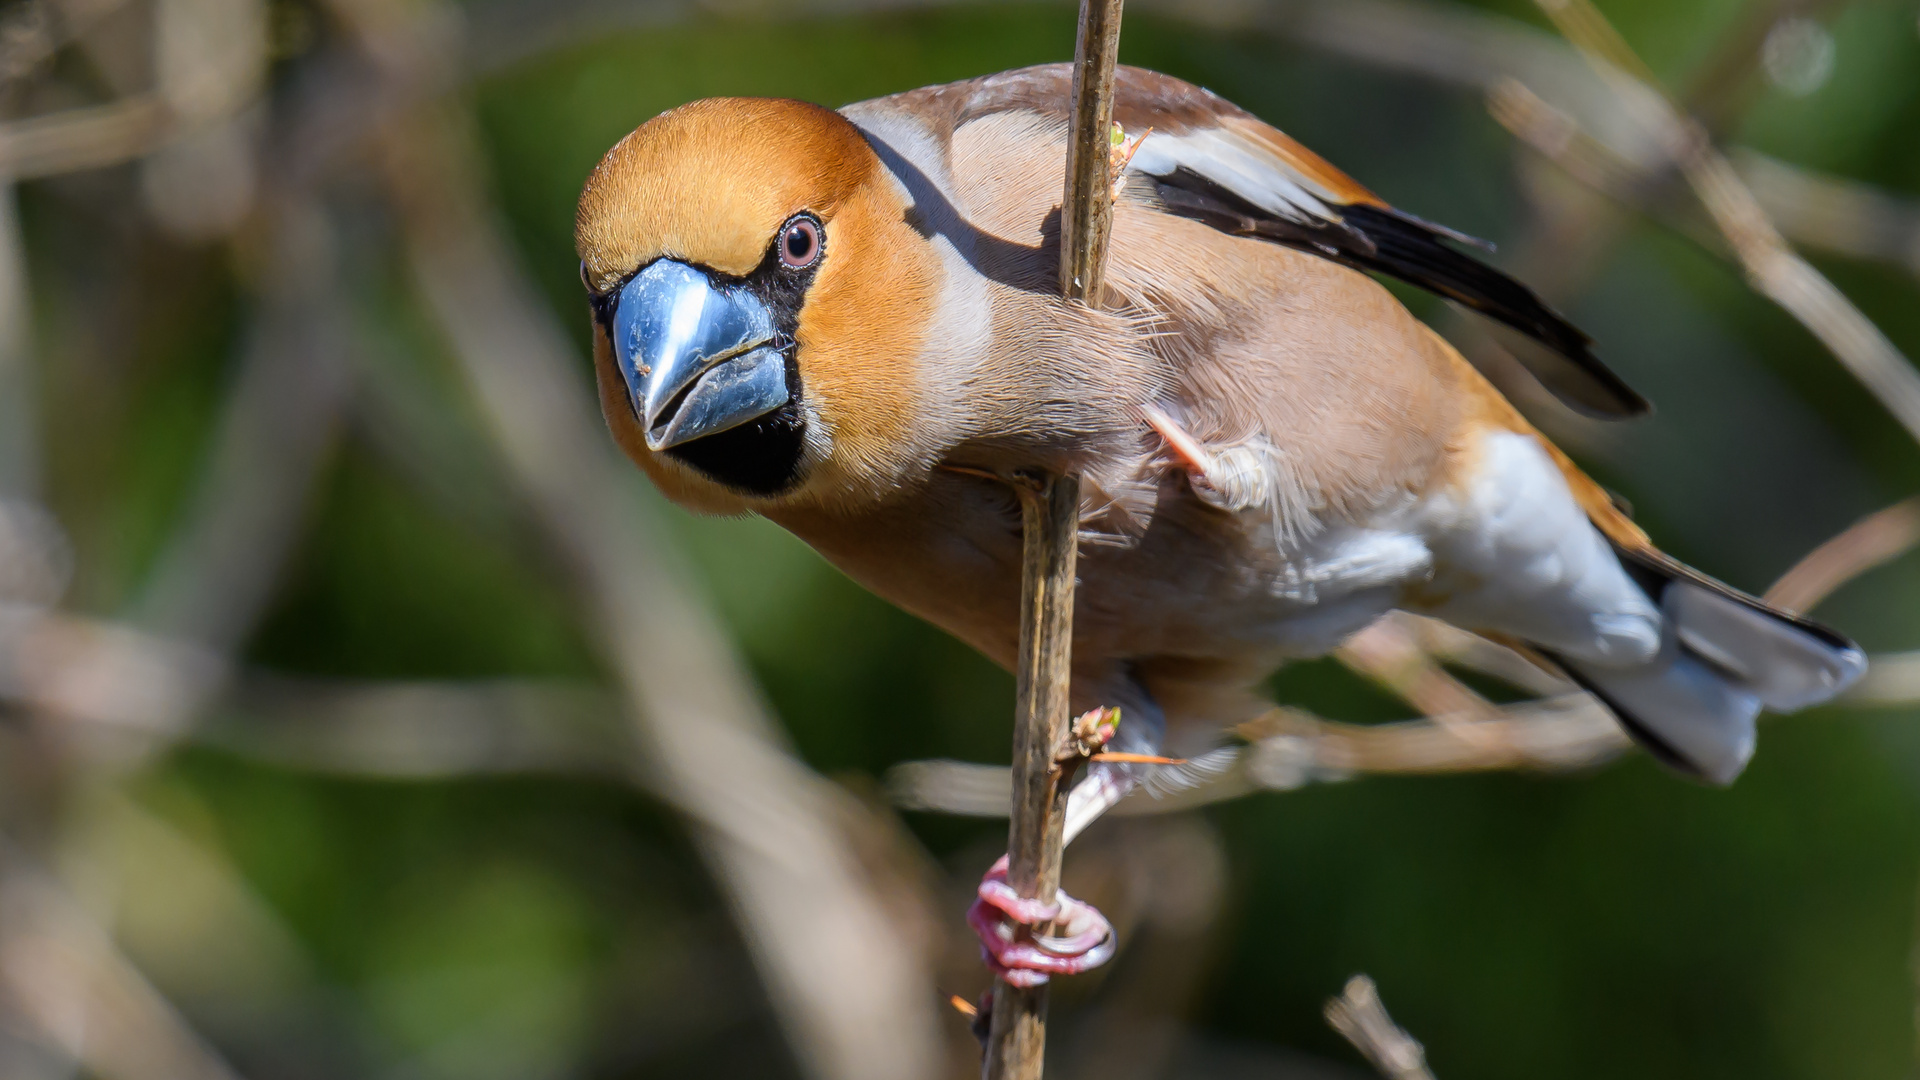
[1128,113,1649,418]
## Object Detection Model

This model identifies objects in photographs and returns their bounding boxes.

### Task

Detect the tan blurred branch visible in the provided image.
[1325,974,1437,1080]
[1841,651,1920,706]
[0,96,169,179]
[890,693,1629,818]
[1524,0,1920,449]
[1764,497,1920,614]
[1336,619,1516,759]
[0,837,245,1080]
[1733,149,1920,277]
[1383,612,1573,697]
[0,0,262,186]
[322,3,943,1076]
[0,604,230,743]
[203,676,630,780]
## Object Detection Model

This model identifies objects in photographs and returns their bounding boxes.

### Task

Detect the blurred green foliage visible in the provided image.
[20,0,1920,1076]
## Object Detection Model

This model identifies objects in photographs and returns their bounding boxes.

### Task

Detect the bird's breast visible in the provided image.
[769,475,1437,675]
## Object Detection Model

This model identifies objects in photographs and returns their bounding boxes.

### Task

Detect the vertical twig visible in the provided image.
[985,2,1123,1075]
[983,474,1082,1080]
[1059,0,1125,307]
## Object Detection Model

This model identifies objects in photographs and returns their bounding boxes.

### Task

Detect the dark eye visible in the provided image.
[779,216,822,269]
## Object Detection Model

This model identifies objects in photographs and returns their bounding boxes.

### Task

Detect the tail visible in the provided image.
[1550,545,1866,785]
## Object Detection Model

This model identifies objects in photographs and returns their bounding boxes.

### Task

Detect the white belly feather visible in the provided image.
[1230,428,1662,665]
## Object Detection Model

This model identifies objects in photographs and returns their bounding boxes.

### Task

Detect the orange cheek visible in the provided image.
[793,191,939,494]
[592,325,751,516]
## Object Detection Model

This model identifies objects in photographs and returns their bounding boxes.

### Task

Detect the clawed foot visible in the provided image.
[966,854,1116,987]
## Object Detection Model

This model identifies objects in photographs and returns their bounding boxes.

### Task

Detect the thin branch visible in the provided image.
[1058,0,1124,306]
[328,4,944,1075]
[1731,149,1920,277]
[1842,651,1920,707]
[1336,619,1519,760]
[1527,0,1920,451]
[200,676,630,780]
[1383,613,1573,698]
[983,474,1083,1080]
[0,603,230,741]
[986,4,1121,1075]
[889,695,1629,819]
[1764,497,1920,614]
[0,96,169,180]
[0,836,246,1080]
[1325,975,1437,1080]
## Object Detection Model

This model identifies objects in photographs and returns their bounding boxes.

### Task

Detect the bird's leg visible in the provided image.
[966,708,1133,986]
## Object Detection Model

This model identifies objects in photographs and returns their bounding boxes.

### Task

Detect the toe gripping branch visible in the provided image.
[965,707,1128,988]
[968,855,1119,987]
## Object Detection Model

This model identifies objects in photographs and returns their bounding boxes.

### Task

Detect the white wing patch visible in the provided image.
[1127,129,1342,226]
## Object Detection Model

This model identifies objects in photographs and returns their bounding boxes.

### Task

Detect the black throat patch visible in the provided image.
[592,230,820,497]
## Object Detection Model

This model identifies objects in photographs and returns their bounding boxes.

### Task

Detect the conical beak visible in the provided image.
[610,259,792,452]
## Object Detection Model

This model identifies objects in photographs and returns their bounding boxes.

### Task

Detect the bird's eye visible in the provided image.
[779,216,822,269]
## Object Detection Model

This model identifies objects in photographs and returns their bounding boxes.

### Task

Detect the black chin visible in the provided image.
[662,353,807,496]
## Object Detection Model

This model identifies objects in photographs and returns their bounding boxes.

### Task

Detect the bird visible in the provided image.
[573,64,1866,986]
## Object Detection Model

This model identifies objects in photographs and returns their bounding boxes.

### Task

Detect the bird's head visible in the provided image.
[576,97,940,515]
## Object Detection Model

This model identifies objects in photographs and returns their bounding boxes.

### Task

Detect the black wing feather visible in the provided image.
[1149,169,1651,419]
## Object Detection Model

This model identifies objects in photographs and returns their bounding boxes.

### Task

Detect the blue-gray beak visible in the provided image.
[610,259,792,452]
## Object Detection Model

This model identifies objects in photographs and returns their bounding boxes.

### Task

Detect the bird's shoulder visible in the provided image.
[852,64,1645,420]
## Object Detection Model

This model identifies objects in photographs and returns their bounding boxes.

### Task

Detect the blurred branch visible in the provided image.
[0,604,229,744]
[0,182,37,500]
[0,0,138,89]
[897,473,1920,819]
[0,837,245,1080]
[0,502,70,609]
[0,607,632,779]
[1325,975,1436,1080]
[201,676,630,780]
[1184,0,1920,276]
[1764,496,1920,614]
[890,694,1628,818]
[1524,0,1920,449]
[453,0,1920,283]
[1381,612,1572,697]
[327,3,943,1076]
[126,201,351,653]
[0,96,169,180]
[1733,148,1920,278]
[1841,651,1920,707]
[0,0,263,187]
[1338,621,1500,723]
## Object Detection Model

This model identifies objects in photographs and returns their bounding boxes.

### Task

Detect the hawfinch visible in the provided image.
[575,64,1865,984]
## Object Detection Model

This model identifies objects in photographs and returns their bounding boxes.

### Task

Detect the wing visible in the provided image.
[883,64,1648,417]
[1122,108,1648,419]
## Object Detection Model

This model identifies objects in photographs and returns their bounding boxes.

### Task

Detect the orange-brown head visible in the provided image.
[576,97,941,515]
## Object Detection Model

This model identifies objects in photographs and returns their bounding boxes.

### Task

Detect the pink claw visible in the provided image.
[965,855,1117,987]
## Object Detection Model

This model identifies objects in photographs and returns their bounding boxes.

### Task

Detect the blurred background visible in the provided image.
[3,0,1920,1077]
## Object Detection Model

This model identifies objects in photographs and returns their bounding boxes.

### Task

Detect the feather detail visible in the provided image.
[1141,403,1323,550]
